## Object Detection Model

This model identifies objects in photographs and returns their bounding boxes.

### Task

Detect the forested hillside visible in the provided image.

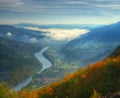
[0,37,42,86]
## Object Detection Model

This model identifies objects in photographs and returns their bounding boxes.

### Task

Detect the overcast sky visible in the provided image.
[0,0,120,24]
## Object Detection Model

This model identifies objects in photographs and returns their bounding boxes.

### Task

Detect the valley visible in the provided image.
[0,43,120,98]
[0,0,120,97]
[0,22,120,98]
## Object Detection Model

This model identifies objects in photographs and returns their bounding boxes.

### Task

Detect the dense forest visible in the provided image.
[0,46,120,98]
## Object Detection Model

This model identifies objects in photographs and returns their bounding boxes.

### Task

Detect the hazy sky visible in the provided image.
[0,0,120,24]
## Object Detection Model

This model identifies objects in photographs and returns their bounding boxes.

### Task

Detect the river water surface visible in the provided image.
[11,47,52,91]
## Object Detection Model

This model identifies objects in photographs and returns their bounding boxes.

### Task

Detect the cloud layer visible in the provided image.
[25,27,89,40]
[0,0,120,24]
[0,0,120,15]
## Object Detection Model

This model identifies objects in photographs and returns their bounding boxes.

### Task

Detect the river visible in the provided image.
[11,47,52,91]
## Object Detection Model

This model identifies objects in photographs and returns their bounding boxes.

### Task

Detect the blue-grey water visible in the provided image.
[11,47,52,91]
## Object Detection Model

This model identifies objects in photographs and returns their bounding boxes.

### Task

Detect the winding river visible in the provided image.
[11,47,52,91]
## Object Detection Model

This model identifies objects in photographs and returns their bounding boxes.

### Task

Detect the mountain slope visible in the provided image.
[0,37,42,86]
[1,45,120,98]
[61,22,120,67]
[35,46,120,98]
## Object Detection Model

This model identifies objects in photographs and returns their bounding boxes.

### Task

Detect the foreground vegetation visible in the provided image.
[0,46,120,98]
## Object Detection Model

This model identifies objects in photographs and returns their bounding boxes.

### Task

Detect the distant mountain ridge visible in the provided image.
[14,23,103,30]
[0,25,45,43]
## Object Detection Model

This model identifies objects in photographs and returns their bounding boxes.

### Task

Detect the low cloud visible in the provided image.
[6,32,12,37]
[29,37,38,43]
[25,27,89,41]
